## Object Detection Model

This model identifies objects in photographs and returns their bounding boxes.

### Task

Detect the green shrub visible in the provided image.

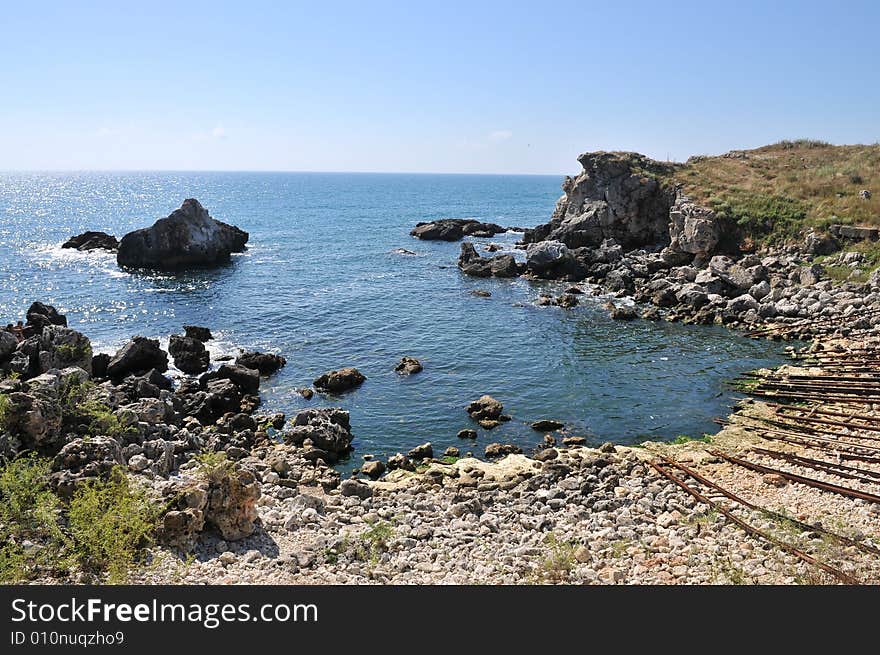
[0,455,67,582]
[61,381,134,440]
[0,394,10,433]
[67,467,158,583]
[671,434,712,445]
[193,450,235,482]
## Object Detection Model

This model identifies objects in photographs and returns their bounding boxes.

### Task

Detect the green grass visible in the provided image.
[0,393,10,433]
[55,342,93,363]
[671,434,713,445]
[658,141,880,247]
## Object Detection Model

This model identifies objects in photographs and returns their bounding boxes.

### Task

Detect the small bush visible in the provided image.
[67,467,158,583]
[671,434,712,445]
[0,394,10,432]
[0,455,67,582]
[61,381,134,440]
[193,451,235,482]
[351,520,393,566]
[535,533,578,583]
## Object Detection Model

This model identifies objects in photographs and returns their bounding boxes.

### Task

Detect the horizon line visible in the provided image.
[0,168,567,177]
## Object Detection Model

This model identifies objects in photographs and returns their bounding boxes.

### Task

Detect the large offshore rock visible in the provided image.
[117,199,248,270]
[62,231,119,252]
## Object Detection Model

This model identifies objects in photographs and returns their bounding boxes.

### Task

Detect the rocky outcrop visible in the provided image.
[117,199,248,270]
[169,334,210,374]
[457,243,519,278]
[106,337,169,379]
[524,152,677,250]
[411,219,505,241]
[236,351,286,376]
[525,241,582,279]
[201,364,260,395]
[62,231,119,252]
[313,367,366,393]
[26,302,67,332]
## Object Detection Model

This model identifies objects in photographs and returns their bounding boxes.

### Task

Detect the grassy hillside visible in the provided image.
[663,140,880,247]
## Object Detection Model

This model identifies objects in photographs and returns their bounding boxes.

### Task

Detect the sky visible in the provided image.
[0,0,878,174]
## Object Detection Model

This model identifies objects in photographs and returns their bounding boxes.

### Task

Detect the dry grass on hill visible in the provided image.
[664,140,880,245]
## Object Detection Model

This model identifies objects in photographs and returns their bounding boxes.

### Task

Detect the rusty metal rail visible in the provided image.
[711,450,880,505]
[649,457,859,583]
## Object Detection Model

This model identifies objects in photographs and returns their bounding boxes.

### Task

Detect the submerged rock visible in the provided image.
[117,199,248,270]
[531,419,564,432]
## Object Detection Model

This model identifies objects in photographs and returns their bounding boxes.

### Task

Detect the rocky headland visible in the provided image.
[451,142,880,341]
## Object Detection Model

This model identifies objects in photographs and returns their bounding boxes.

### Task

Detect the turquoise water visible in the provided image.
[0,172,786,464]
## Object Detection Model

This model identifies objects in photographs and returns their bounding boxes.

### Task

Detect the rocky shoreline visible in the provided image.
[448,151,880,341]
[6,146,880,585]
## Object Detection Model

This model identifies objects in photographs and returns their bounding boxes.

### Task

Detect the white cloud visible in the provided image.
[211,125,227,139]
[488,130,513,142]
[94,127,116,137]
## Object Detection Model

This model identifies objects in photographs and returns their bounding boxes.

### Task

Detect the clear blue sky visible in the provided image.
[1,0,877,174]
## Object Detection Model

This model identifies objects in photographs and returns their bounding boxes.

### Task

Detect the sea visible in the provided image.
[0,171,788,466]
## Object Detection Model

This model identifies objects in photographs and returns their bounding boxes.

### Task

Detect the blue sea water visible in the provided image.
[0,171,787,465]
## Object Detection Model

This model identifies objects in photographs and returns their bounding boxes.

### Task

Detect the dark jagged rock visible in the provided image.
[169,334,210,375]
[394,356,423,375]
[106,337,168,379]
[314,367,366,393]
[236,351,287,376]
[91,353,110,379]
[117,199,248,270]
[458,243,520,278]
[283,408,354,462]
[201,363,260,395]
[411,219,505,241]
[183,325,213,342]
[61,231,118,252]
[26,302,67,331]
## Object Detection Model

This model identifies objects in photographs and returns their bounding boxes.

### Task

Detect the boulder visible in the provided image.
[387,453,415,471]
[668,195,721,259]
[169,335,210,375]
[284,408,354,461]
[394,356,423,375]
[466,395,503,421]
[407,442,433,460]
[204,467,261,541]
[525,240,579,278]
[313,367,366,393]
[339,478,372,499]
[26,302,67,331]
[531,419,564,431]
[183,325,213,342]
[107,337,168,379]
[61,231,119,252]
[117,199,248,270]
[485,443,522,458]
[236,351,287,376]
[799,264,824,286]
[50,436,126,499]
[410,219,505,241]
[361,460,386,480]
[201,364,260,395]
[0,331,17,361]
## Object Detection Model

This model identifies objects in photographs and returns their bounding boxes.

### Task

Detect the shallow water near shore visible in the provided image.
[0,172,788,467]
